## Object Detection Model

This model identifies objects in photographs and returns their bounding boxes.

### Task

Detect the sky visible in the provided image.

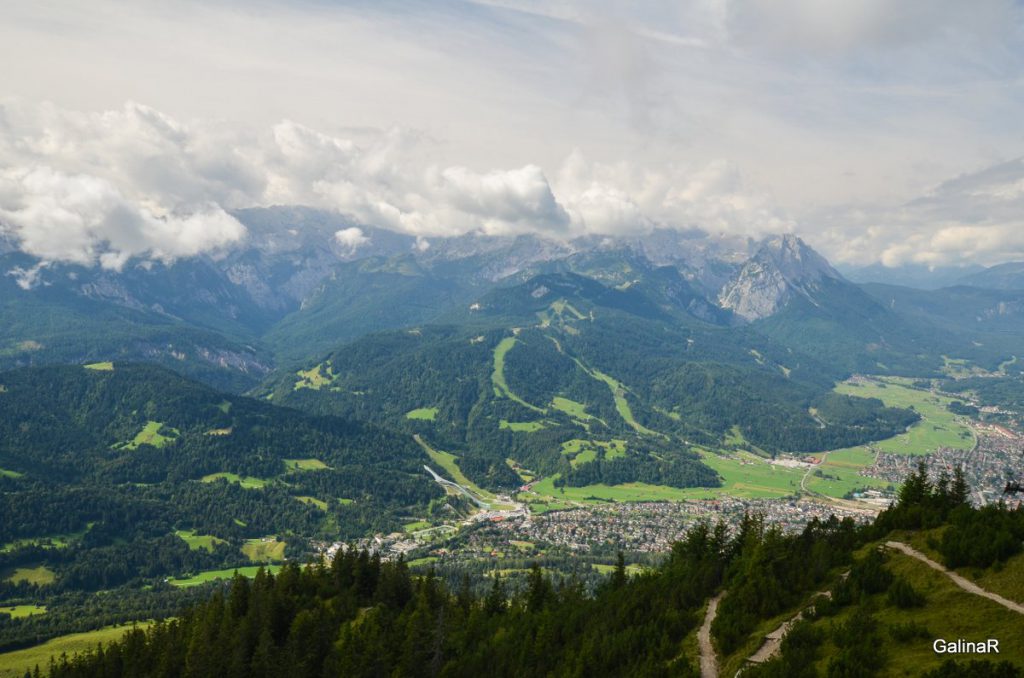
[1,0,1024,269]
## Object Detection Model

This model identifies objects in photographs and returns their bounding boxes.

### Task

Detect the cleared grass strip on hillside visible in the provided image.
[491,337,546,413]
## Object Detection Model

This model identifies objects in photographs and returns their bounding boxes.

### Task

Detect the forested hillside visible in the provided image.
[271,272,920,493]
[0,364,441,650]
[37,465,1024,677]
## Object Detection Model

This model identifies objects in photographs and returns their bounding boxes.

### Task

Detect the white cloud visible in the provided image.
[4,98,1024,271]
[555,152,792,237]
[815,158,1024,267]
[436,165,570,235]
[0,166,245,270]
[334,226,370,252]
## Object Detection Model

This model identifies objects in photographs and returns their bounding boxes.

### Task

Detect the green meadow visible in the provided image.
[550,396,593,420]
[169,565,283,588]
[492,338,545,412]
[241,537,286,563]
[200,472,268,489]
[528,475,697,504]
[500,419,547,432]
[174,530,226,552]
[0,623,154,678]
[83,362,114,371]
[114,421,179,451]
[406,407,438,421]
[296,496,328,510]
[0,605,45,619]
[414,435,503,505]
[834,378,975,455]
[283,458,330,471]
[686,450,803,499]
[4,565,56,586]
[794,548,1024,675]
[1,525,93,553]
[294,362,334,390]
[560,439,627,468]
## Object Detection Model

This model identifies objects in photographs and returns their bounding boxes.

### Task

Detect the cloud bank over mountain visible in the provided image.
[0,0,1023,269]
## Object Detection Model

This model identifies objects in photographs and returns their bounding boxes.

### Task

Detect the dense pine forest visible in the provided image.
[29,464,1024,678]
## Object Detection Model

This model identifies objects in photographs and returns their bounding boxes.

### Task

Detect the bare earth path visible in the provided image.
[699,592,724,678]
[885,541,1024,614]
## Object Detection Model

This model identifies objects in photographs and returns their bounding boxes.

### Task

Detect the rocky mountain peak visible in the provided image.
[718,234,842,321]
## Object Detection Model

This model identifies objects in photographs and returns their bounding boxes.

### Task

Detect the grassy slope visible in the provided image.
[199,473,269,489]
[810,549,1024,674]
[117,421,178,451]
[414,435,505,505]
[296,496,328,510]
[4,566,56,586]
[283,458,330,471]
[491,338,546,413]
[0,623,155,678]
[0,605,45,620]
[406,407,439,421]
[241,537,286,563]
[174,530,226,552]
[169,565,283,588]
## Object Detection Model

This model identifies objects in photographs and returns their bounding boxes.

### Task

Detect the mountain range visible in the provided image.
[4,206,1023,391]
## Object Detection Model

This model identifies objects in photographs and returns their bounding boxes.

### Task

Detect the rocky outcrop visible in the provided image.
[719,234,842,321]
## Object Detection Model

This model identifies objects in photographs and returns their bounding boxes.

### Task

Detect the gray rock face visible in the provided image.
[719,234,842,321]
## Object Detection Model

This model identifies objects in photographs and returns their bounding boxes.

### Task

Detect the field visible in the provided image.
[169,565,283,588]
[200,472,268,489]
[406,407,439,421]
[492,338,545,412]
[1,525,92,553]
[0,468,23,479]
[283,458,330,471]
[403,520,431,533]
[560,439,627,468]
[500,419,547,432]
[296,496,328,510]
[550,396,594,421]
[174,530,226,552]
[115,421,179,451]
[0,605,45,619]
[522,447,811,510]
[83,362,114,371]
[0,623,154,678]
[802,448,893,499]
[687,451,803,499]
[294,362,334,390]
[241,537,286,563]
[527,475,697,504]
[834,378,975,455]
[4,565,56,586]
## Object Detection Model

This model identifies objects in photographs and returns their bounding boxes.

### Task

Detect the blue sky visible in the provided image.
[1,0,1024,268]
